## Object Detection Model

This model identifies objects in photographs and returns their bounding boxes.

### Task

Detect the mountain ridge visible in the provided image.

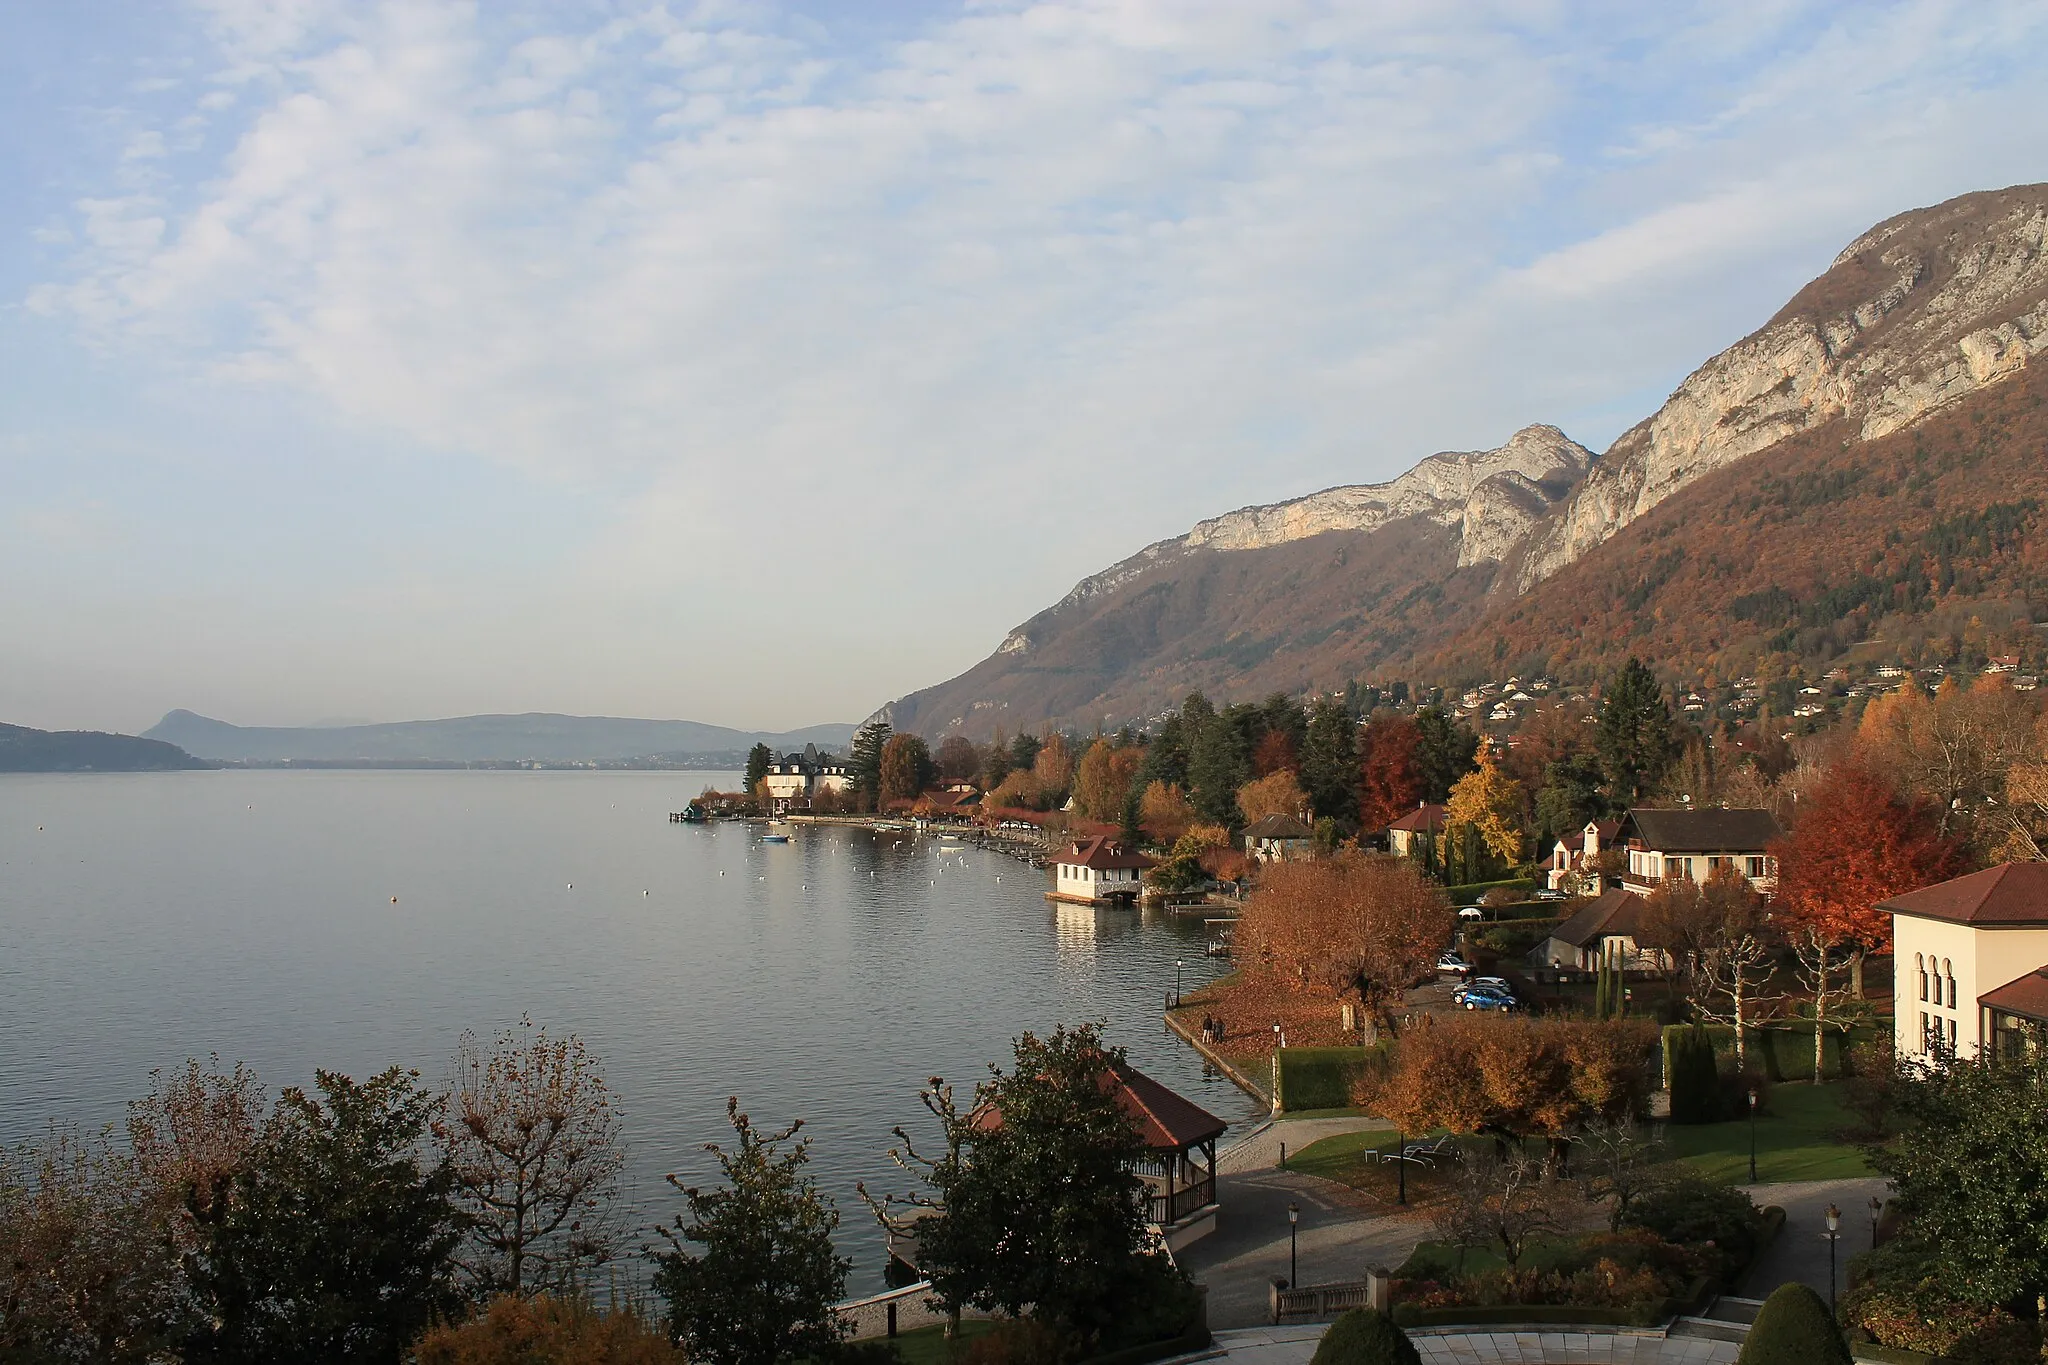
[881,182,2048,738]
[0,722,208,772]
[142,710,858,765]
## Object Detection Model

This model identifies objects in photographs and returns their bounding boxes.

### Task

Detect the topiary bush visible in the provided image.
[1737,1283,1851,1365]
[1663,1025,1723,1124]
[1310,1309,1421,1365]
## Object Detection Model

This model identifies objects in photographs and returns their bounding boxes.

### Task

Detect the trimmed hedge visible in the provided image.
[1739,1283,1852,1365]
[1471,919,1561,958]
[1442,877,1536,903]
[1311,1310,1419,1365]
[1665,1025,1722,1123]
[1674,1021,1878,1083]
[1276,1045,1390,1112]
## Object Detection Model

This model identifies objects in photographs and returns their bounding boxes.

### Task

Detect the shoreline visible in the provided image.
[1165,1007,1274,1111]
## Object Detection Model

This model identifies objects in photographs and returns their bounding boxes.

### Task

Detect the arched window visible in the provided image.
[1918,953,1928,1002]
[1942,959,1956,1009]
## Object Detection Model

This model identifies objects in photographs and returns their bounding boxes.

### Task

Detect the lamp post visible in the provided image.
[1288,1202,1300,1288]
[1396,1131,1407,1205]
[1747,1087,1759,1183]
[1869,1196,1883,1250]
[1825,1203,1842,1311]
[1175,959,1184,1008]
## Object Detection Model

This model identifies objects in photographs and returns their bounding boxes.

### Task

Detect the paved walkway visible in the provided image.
[1178,1169,1427,1329]
[1738,1177,1890,1303]
[1168,1326,1741,1365]
[1217,1116,1392,1174]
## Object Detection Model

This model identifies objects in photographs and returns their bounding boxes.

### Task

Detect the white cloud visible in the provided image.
[16,0,2048,729]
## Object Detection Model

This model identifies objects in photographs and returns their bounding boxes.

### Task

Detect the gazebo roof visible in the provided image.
[969,1062,1228,1153]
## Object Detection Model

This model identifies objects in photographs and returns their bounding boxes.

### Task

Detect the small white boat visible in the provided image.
[762,833,791,844]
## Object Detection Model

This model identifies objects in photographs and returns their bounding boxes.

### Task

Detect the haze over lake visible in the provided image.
[0,770,1253,1291]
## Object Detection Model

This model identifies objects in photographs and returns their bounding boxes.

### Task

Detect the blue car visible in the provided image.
[1455,985,1517,1012]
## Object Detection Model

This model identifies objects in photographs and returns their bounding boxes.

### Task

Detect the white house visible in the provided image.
[1615,808,1782,897]
[1547,818,1621,894]
[761,751,852,813]
[1049,837,1154,906]
[1883,863,2048,1060]
[1532,888,1672,972]
[1385,803,1448,856]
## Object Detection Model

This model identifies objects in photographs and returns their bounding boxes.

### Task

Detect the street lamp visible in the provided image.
[1869,1196,1883,1250]
[1396,1132,1407,1205]
[1825,1204,1842,1311]
[1175,959,1184,1008]
[1288,1202,1300,1288]
[1747,1087,1759,1183]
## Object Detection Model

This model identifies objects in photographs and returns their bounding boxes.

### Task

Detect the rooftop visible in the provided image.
[1620,807,1783,853]
[1880,863,2048,927]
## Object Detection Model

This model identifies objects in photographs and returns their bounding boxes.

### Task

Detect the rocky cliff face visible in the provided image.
[1514,184,2048,589]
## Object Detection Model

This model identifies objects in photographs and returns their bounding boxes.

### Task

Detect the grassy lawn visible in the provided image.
[1288,1128,1469,1202]
[1274,1105,1378,1122]
[890,1319,1000,1365]
[1661,1081,1873,1183]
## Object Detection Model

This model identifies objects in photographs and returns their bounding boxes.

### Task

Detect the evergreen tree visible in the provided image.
[1009,732,1042,773]
[1596,658,1678,804]
[1413,707,1478,802]
[744,743,772,795]
[849,720,892,807]
[180,1068,461,1365]
[1534,752,1607,843]
[1186,710,1250,827]
[981,730,1013,790]
[653,1101,850,1365]
[1300,697,1360,825]
[1134,714,1188,794]
[1259,692,1308,758]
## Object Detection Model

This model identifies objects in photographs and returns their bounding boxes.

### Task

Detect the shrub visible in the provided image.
[1736,1283,1850,1365]
[1620,1174,1761,1286]
[1663,1026,1721,1124]
[414,1294,682,1364]
[960,1319,1069,1365]
[1840,1240,2037,1361]
[1310,1309,1421,1365]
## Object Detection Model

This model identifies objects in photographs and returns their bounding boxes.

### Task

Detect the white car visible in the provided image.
[1471,976,1512,993]
[1436,952,1473,975]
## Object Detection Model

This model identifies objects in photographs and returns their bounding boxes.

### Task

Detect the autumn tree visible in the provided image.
[437,1017,625,1296]
[1597,658,1678,803]
[1357,715,1427,831]
[1413,706,1478,802]
[1030,733,1077,808]
[1861,675,2040,844]
[879,733,936,803]
[1771,758,1965,1005]
[127,1056,267,1256]
[1999,710,2048,860]
[653,1100,850,1365]
[1374,1016,1654,1143]
[1300,697,1360,825]
[1445,752,1528,868]
[1237,769,1310,825]
[1252,728,1298,779]
[0,1127,181,1364]
[935,735,980,783]
[1639,870,1776,1070]
[1237,855,1452,1035]
[1137,781,1196,843]
[415,1294,681,1364]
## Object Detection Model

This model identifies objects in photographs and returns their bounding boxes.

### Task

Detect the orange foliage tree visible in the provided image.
[1072,740,1143,821]
[415,1294,679,1364]
[1236,855,1452,1035]
[1372,1016,1655,1143]
[1236,769,1310,824]
[1252,729,1299,778]
[1357,716,1426,831]
[1770,757,1966,999]
[1137,781,1196,843]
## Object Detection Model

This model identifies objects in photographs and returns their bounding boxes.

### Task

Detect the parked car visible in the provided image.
[1470,976,1513,993]
[1457,905,1485,920]
[1457,986,1517,1012]
[1536,888,1567,900]
[1437,951,1473,976]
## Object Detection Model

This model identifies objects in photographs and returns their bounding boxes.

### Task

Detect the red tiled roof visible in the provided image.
[1243,813,1314,840]
[1982,965,2048,1023]
[1879,863,2048,927]
[970,1063,1229,1152]
[1057,836,1155,871]
[1387,803,1448,832]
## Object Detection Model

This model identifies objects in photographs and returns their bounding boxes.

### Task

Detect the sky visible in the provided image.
[4,1,2047,735]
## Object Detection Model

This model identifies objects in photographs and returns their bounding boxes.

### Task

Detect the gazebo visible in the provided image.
[1117,1065,1229,1248]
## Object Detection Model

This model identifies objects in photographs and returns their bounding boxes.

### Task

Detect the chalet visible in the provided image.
[1615,807,1782,896]
[1049,837,1154,906]
[1882,863,2048,1060]
[1385,803,1447,857]
[1533,889,1671,972]
[1546,818,1621,894]
[1244,813,1314,864]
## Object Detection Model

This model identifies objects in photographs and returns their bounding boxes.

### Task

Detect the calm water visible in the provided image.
[0,770,1253,1290]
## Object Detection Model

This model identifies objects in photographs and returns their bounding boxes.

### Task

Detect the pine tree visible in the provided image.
[1596,658,1678,804]
[1414,707,1478,802]
[849,720,892,808]
[744,743,772,795]
[1300,697,1360,825]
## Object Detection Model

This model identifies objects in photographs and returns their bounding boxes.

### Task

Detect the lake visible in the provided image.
[0,769,1255,1291]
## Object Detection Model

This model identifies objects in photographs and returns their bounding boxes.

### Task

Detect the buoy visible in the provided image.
[567,883,573,889]
[643,890,649,896]
[720,870,726,876]
[391,896,398,903]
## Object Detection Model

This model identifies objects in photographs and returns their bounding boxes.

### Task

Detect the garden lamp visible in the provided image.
[1288,1202,1300,1287]
[1746,1087,1758,1183]
[1869,1196,1883,1249]
[1825,1204,1842,1311]
[1176,959,1184,1007]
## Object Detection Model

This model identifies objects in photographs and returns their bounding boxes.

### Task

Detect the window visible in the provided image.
[1746,856,1766,878]
[1949,974,1959,1010]
[1918,954,1928,1002]
[1944,960,1956,1009]
[1919,1011,1931,1053]
[1948,1017,1959,1049]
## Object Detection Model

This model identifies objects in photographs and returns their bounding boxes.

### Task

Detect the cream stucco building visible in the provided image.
[1883,863,2048,1060]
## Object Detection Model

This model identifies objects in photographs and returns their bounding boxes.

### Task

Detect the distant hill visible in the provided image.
[141,711,858,765]
[0,722,209,772]
[880,182,2048,736]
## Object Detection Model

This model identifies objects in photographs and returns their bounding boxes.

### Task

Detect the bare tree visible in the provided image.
[1434,1147,1568,1270]
[1641,870,1778,1071]
[1788,924,1855,1085]
[436,1017,625,1295]
[127,1055,267,1250]
[1574,1116,1664,1232]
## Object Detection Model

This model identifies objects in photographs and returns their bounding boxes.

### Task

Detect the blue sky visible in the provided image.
[5,0,2047,734]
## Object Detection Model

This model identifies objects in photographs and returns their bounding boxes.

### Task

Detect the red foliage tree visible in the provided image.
[1357,716,1426,831]
[1252,729,1298,779]
[1771,758,1967,998]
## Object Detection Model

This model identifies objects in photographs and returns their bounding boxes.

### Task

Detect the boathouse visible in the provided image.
[1049,836,1153,906]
